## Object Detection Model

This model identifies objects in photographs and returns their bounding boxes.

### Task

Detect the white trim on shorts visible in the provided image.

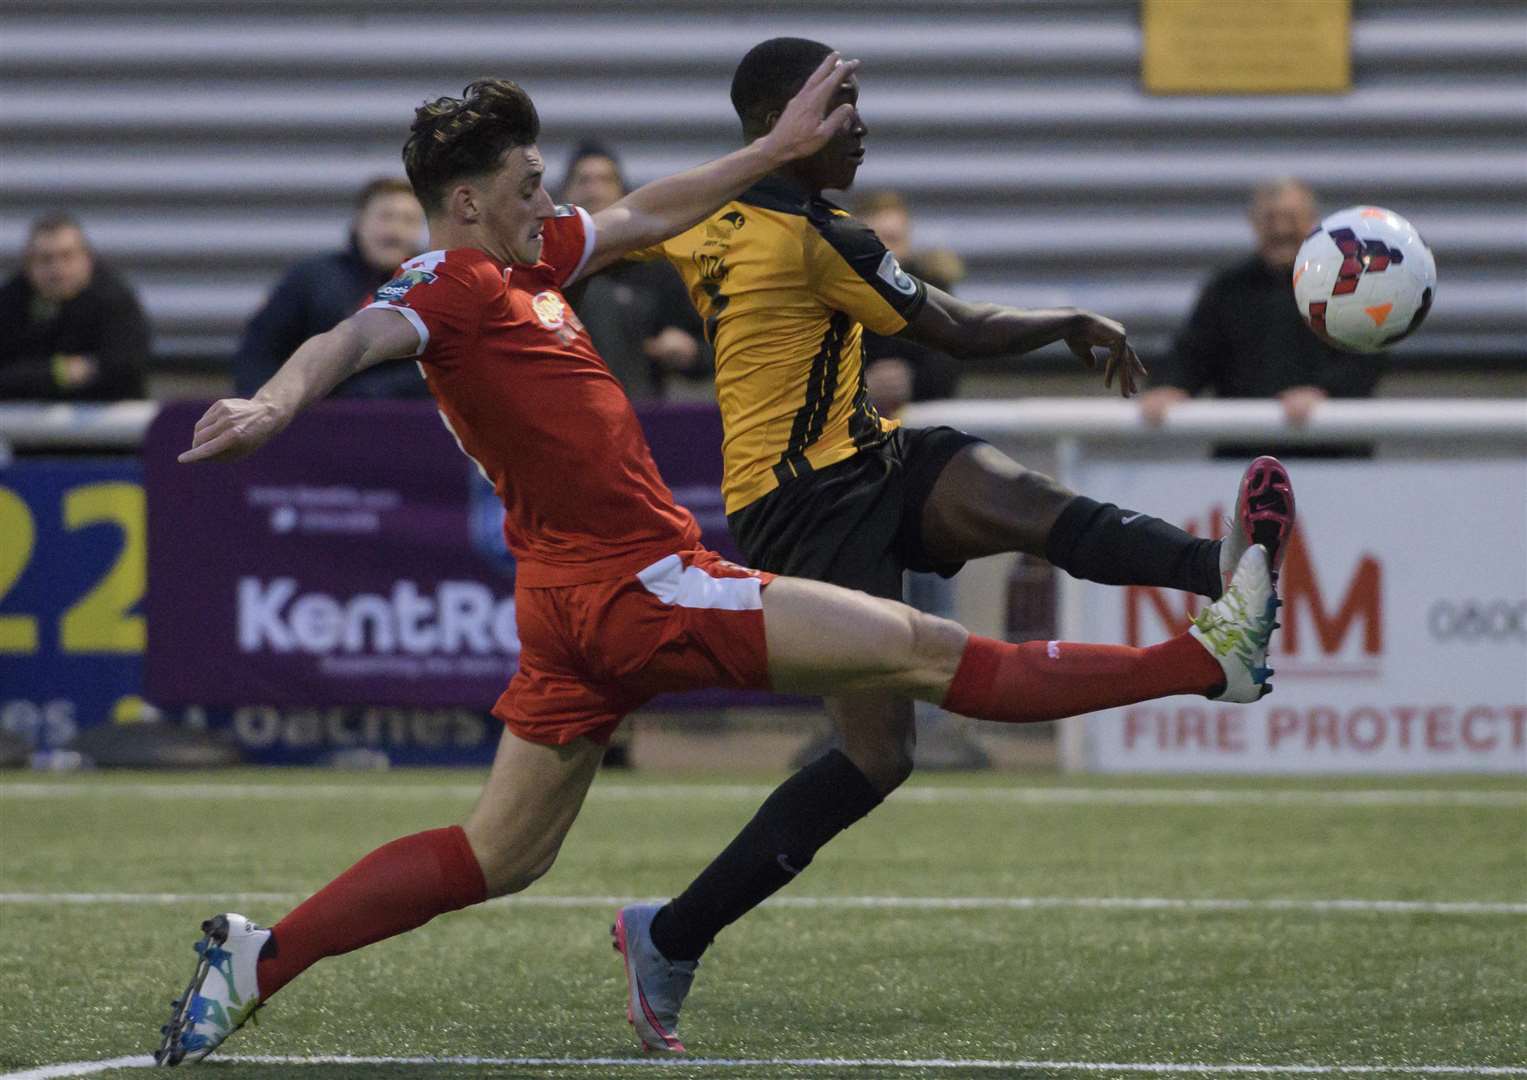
[636,554,763,612]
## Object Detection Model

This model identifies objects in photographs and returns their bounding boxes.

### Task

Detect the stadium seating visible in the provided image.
[1,0,1522,365]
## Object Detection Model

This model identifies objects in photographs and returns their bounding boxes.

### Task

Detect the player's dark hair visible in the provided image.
[403,80,541,213]
[731,37,834,138]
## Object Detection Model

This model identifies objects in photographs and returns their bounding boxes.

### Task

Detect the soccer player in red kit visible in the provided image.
[156,63,1280,1066]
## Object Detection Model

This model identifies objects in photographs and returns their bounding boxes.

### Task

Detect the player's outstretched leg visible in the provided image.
[618,544,1280,1051]
[758,543,1277,719]
[154,731,603,1066]
[924,443,1298,601]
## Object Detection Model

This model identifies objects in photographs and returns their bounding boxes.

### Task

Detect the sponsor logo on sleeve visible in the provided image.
[374,268,437,303]
[876,250,918,296]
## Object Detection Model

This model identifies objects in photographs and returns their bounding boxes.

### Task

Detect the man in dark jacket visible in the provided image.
[0,213,151,401]
[1142,178,1384,429]
[232,178,428,398]
[558,143,710,401]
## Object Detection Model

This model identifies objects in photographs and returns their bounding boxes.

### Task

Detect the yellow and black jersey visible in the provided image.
[631,175,927,513]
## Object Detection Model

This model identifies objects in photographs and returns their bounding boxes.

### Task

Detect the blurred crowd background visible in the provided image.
[3,0,1523,412]
[1,0,1522,773]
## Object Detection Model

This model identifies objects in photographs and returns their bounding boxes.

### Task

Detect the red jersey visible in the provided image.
[367,206,701,587]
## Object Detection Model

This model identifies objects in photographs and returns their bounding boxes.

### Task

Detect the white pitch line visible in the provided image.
[5,1053,1526,1079]
[0,892,1521,915]
[3,782,1524,808]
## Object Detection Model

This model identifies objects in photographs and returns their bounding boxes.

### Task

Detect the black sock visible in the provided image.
[649,749,883,962]
[1044,495,1222,599]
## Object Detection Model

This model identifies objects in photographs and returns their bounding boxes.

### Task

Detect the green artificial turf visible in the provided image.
[1,770,1523,1079]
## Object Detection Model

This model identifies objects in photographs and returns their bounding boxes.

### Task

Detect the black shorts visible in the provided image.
[726,426,985,600]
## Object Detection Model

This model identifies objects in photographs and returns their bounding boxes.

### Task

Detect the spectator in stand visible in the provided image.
[233,178,428,398]
[0,213,150,401]
[1140,178,1385,441]
[559,143,709,401]
[854,190,964,416]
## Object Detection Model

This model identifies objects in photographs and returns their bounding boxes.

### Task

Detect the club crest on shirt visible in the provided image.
[374,268,436,303]
[531,291,567,330]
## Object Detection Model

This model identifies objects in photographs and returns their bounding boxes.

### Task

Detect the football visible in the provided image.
[1292,206,1437,353]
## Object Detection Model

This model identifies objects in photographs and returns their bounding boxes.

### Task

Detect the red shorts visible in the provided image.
[493,549,777,746]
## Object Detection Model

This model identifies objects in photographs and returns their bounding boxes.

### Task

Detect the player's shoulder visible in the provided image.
[803,196,894,265]
[736,175,812,219]
[373,249,502,311]
[406,248,500,286]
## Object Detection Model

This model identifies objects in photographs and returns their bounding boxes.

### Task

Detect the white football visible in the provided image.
[1292,206,1437,354]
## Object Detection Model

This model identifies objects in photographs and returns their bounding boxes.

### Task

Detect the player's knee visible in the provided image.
[482,847,558,898]
[909,610,968,682]
[462,825,560,898]
[1004,467,1073,518]
[844,731,915,794]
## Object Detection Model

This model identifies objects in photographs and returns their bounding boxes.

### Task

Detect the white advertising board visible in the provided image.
[1071,460,1526,774]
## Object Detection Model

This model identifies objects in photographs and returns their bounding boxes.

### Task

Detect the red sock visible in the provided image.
[255,825,487,1001]
[942,633,1222,724]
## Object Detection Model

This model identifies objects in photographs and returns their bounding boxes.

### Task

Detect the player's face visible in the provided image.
[483,146,557,266]
[1252,187,1318,272]
[355,191,426,272]
[799,76,866,192]
[25,227,93,303]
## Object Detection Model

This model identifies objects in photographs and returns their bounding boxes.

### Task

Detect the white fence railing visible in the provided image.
[3,398,1525,453]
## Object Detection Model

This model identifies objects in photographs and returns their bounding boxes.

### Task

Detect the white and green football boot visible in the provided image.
[155,914,268,1066]
[1192,543,1281,703]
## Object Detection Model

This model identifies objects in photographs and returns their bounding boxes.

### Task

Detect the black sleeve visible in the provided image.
[1153,277,1226,395]
[232,267,313,397]
[0,358,62,399]
[646,262,712,379]
[809,208,928,333]
[0,279,60,398]
[87,280,150,399]
[648,261,705,340]
[1311,345,1385,398]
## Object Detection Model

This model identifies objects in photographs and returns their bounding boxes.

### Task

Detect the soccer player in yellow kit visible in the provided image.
[614,37,1296,1052]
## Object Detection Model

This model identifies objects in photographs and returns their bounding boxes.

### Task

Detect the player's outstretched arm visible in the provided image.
[578,52,858,276]
[905,284,1149,398]
[179,307,421,463]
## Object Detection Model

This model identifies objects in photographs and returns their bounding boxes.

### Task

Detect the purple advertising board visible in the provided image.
[143,400,782,762]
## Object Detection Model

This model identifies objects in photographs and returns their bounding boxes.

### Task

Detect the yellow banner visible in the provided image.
[1142,0,1352,94]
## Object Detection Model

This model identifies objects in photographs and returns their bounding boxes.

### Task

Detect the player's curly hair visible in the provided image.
[403,79,541,213]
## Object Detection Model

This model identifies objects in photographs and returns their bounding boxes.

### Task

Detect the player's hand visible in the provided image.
[1279,385,1327,427]
[1065,312,1147,398]
[178,398,286,463]
[52,353,98,389]
[760,52,860,164]
[643,327,702,371]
